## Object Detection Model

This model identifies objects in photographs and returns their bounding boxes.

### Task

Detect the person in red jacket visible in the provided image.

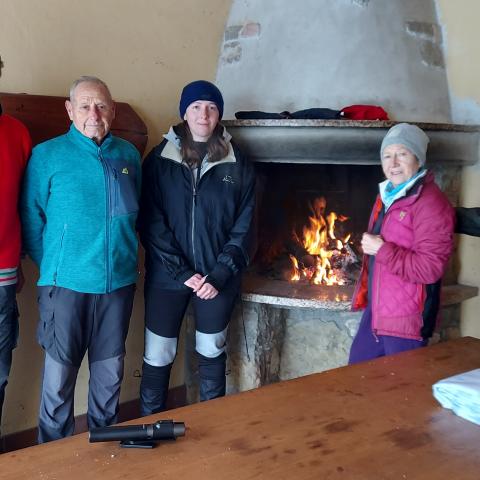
[349,123,455,363]
[0,103,31,435]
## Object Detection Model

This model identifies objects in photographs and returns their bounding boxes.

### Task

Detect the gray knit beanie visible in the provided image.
[380,123,430,166]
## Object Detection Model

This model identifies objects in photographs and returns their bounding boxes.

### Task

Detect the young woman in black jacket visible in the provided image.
[137,80,256,414]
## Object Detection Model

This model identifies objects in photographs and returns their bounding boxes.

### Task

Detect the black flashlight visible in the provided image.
[89,420,186,448]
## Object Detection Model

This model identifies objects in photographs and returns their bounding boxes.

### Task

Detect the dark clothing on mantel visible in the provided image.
[235,108,342,120]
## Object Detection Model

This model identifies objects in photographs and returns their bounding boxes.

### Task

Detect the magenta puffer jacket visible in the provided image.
[352,171,455,340]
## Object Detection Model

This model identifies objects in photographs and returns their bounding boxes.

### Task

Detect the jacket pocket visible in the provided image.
[374,270,424,338]
[112,166,139,216]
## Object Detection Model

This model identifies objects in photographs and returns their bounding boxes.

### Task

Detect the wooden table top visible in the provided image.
[2,337,480,480]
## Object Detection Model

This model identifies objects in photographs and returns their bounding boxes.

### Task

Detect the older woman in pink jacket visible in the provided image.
[349,123,455,363]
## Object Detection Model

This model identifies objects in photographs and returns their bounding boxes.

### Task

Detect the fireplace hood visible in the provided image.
[223,119,480,166]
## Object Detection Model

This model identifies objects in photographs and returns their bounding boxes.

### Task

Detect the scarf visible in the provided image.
[379,168,427,211]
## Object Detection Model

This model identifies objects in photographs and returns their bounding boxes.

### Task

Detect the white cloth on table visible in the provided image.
[432,368,480,425]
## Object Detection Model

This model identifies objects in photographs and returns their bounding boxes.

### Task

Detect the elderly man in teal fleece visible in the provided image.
[21,76,141,443]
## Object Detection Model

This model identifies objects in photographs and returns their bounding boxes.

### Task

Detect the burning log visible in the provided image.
[287,197,361,286]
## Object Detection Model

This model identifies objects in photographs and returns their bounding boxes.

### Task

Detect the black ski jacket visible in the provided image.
[138,127,256,290]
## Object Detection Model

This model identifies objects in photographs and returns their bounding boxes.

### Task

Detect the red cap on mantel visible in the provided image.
[341,104,389,120]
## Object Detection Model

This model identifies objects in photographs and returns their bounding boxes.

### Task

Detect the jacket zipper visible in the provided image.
[371,210,392,340]
[98,147,112,292]
[113,168,119,214]
[53,224,67,286]
[189,165,200,271]
[372,268,381,342]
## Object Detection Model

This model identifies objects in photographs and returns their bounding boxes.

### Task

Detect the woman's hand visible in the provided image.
[184,273,204,291]
[184,274,219,299]
[361,233,384,256]
[196,281,219,300]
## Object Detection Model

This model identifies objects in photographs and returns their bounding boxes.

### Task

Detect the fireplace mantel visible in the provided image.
[222,119,480,166]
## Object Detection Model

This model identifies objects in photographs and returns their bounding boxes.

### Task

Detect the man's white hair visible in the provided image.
[69,76,112,102]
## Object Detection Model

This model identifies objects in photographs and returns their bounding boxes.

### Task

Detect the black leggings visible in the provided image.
[143,278,240,367]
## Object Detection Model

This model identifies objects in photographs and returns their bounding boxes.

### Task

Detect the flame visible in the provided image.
[327,212,337,240]
[289,254,301,281]
[290,197,350,286]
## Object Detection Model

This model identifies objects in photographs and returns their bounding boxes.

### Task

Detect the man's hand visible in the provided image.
[361,233,384,256]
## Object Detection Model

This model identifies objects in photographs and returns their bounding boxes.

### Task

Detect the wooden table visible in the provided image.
[2,337,480,479]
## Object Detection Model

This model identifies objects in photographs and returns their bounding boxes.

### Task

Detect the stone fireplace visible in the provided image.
[179,119,480,403]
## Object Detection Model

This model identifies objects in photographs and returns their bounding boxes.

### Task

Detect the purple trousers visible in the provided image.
[348,304,427,365]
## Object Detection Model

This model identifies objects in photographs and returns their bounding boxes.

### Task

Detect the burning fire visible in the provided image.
[290,197,352,285]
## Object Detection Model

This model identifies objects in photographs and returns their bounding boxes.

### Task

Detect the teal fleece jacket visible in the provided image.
[21,124,141,293]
